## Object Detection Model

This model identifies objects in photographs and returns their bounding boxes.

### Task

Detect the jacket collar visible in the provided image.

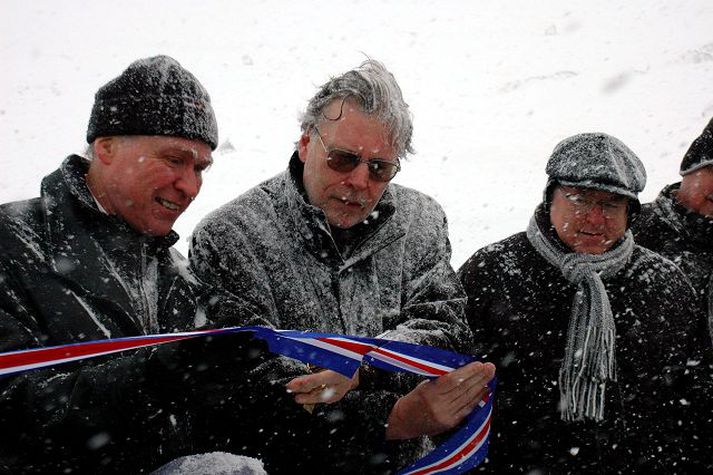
[284,152,405,266]
[56,155,179,246]
[655,183,713,250]
[40,155,179,332]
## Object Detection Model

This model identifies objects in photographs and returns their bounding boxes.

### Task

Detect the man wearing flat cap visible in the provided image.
[458,133,710,472]
[633,117,713,343]
[0,56,262,473]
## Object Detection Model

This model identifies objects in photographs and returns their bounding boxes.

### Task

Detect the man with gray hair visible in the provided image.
[190,59,494,473]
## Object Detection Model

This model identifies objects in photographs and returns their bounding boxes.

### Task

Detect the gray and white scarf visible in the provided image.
[526,213,634,421]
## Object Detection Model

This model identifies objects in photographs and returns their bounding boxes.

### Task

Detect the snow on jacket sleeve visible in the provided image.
[0,267,266,473]
[380,193,471,353]
[0,218,258,472]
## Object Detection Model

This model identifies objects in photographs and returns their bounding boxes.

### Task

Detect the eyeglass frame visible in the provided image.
[557,186,629,218]
[313,126,401,182]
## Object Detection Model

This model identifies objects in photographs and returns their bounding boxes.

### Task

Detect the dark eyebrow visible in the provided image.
[328,146,360,157]
[331,147,399,165]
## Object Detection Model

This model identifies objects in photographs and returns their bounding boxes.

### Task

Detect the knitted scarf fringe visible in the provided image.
[526,209,633,421]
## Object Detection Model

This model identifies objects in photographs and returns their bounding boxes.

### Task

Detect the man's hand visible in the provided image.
[385,361,496,440]
[286,369,360,405]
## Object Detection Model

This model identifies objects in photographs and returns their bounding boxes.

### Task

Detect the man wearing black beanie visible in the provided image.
[632,117,713,341]
[0,56,265,474]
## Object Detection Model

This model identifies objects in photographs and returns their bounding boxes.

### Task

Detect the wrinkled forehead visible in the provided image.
[319,98,370,123]
[319,98,393,140]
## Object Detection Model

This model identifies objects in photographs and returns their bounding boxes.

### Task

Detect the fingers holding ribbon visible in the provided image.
[446,361,496,420]
[385,360,496,440]
[285,365,360,410]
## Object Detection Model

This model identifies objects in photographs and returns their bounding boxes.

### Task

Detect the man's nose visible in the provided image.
[584,203,607,224]
[176,166,200,198]
[344,162,370,189]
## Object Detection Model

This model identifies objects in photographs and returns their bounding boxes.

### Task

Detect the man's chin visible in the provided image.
[327,214,364,230]
[136,219,176,237]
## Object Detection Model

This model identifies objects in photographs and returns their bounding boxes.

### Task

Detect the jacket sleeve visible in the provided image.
[635,262,713,470]
[0,254,260,471]
[190,216,282,328]
[381,199,473,355]
[456,246,502,358]
[0,266,156,469]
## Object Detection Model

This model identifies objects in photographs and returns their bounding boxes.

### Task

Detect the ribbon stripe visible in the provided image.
[0,325,494,474]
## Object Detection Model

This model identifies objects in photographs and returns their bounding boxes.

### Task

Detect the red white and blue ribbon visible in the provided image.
[0,326,495,474]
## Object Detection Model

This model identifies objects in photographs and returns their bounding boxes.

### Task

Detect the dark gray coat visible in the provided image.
[190,154,472,474]
[0,156,255,474]
[458,220,710,473]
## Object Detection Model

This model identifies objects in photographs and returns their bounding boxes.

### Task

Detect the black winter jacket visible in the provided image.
[0,156,257,474]
[458,229,710,473]
[632,183,713,320]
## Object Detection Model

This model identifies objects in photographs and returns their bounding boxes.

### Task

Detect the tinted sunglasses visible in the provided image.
[314,127,401,182]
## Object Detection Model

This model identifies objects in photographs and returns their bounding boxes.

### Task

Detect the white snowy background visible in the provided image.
[2,0,712,268]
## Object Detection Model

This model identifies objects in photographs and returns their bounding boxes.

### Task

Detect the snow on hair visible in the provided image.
[299,59,414,159]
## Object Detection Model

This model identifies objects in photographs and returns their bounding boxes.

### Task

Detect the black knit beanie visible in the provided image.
[87,55,218,150]
[680,116,713,175]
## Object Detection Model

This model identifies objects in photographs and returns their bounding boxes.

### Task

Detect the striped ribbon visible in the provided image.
[0,326,494,474]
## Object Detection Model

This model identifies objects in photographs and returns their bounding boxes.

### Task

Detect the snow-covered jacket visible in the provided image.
[0,156,252,474]
[458,221,710,473]
[632,183,713,324]
[189,153,472,473]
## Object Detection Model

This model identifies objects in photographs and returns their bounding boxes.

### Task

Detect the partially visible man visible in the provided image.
[458,133,709,472]
[632,117,713,337]
[0,56,257,473]
[190,59,494,473]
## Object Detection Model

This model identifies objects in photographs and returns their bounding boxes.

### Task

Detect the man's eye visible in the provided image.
[166,157,183,166]
[333,151,358,163]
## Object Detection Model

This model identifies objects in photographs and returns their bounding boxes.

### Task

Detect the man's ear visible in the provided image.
[297,133,311,164]
[93,137,117,165]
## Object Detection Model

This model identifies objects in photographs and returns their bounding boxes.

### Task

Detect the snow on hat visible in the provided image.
[680,116,713,175]
[87,55,218,150]
[546,132,646,201]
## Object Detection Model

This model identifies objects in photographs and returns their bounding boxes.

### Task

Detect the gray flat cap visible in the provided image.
[546,132,646,200]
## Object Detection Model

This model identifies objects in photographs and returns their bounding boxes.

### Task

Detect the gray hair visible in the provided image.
[300,59,414,159]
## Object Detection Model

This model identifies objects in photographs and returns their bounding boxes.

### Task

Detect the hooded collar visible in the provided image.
[284,152,403,266]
